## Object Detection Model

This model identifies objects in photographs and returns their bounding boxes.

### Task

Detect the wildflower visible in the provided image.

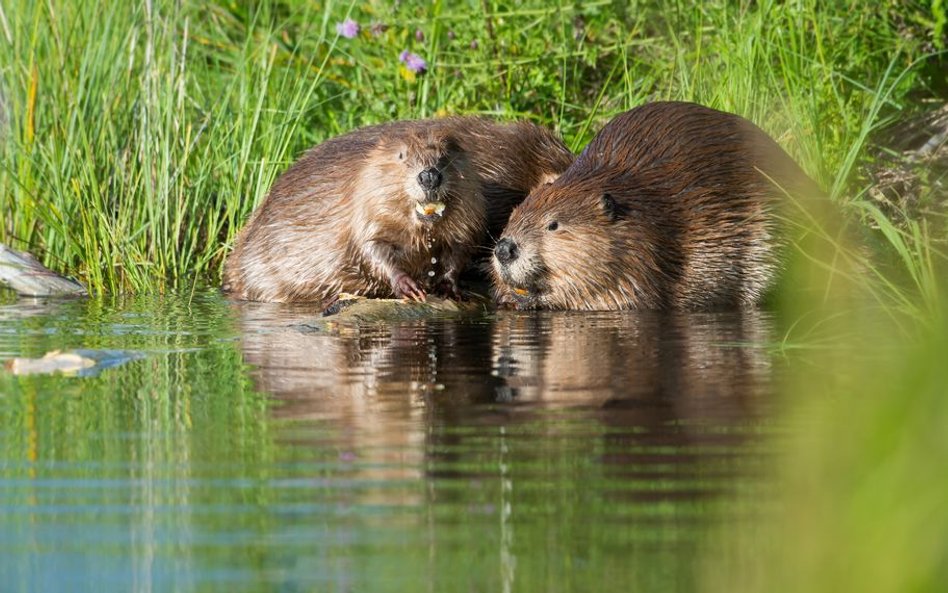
[370,22,388,36]
[335,18,360,39]
[470,39,479,50]
[415,28,425,42]
[399,50,427,74]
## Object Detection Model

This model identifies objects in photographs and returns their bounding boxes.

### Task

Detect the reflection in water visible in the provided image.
[234,302,775,591]
[0,294,777,593]
[237,303,773,444]
[490,310,773,490]
[237,304,773,415]
[490,310,771,414]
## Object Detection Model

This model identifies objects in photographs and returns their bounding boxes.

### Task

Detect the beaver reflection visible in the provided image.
[235,303,772,454]
[233,303,773,588]
[491,309,773,419]
[232,302,505,445]
[490,309,774,505]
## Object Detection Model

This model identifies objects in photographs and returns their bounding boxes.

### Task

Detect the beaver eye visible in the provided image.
[398,152,404,160]
[546,221,559,231]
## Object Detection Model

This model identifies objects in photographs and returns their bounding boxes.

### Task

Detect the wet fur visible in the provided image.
[223,117,573,303]
[492,101,824,310]
[454,118,574,239]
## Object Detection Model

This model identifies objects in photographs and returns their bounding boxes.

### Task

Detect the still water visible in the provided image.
[0,291,778,592]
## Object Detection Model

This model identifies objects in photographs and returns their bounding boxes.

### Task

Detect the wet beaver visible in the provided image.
[492,101,824,310]
[223,117,573,303]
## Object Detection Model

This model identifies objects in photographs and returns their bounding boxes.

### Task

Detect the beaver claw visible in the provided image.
[393,273,426,301]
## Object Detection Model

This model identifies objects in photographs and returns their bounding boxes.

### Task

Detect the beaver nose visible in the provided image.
[494,238,519,265]
[417,167,443,191]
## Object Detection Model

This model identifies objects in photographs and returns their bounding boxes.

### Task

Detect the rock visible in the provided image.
[0,243,87,297]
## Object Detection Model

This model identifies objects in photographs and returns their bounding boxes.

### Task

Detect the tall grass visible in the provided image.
[0,0,943,305]
[0,1,335,292]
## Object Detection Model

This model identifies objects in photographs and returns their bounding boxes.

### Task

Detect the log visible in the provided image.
[294,292,487,331]
[0,243,87,297]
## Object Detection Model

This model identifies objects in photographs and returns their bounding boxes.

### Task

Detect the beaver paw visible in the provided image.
[393,273,426,302]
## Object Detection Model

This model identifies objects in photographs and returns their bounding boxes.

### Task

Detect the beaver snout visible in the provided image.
[417,167,443,191]
[494,238,519,265]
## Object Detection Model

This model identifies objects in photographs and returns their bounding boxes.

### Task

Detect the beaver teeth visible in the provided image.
[415,202,446,217]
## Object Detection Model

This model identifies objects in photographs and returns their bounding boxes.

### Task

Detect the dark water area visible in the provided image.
[0,291,779,592]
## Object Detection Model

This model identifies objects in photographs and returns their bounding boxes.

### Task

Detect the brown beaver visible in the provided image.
[491,101,824,310]
[222,117,572,303]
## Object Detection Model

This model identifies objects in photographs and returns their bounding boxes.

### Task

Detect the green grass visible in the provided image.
[0,0,944,310]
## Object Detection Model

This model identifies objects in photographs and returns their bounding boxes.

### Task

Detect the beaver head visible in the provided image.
[372,127,475,228]
[492,171,664,310]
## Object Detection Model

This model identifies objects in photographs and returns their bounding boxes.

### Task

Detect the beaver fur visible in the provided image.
[222,117,573,303]
[491,101,824,310]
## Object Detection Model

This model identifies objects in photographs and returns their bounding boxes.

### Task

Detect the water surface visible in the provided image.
[0,292,778,592]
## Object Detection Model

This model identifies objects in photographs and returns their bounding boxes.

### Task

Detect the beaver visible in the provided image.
[491,101,824,310]
[223,117,572,303]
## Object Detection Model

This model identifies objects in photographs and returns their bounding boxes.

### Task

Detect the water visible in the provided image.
[0,291,779,592]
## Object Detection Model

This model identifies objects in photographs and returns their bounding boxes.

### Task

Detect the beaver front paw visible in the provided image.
[392,273,426,301]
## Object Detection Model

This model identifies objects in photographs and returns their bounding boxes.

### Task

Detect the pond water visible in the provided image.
[0,291,780,592]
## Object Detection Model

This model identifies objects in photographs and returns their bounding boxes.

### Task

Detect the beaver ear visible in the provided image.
[443,135,461,153]
[601,193,619,221]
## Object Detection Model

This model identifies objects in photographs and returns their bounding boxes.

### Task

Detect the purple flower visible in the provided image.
[335,18,360,39]
[399,50,427,74]
[415,28,425,42]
